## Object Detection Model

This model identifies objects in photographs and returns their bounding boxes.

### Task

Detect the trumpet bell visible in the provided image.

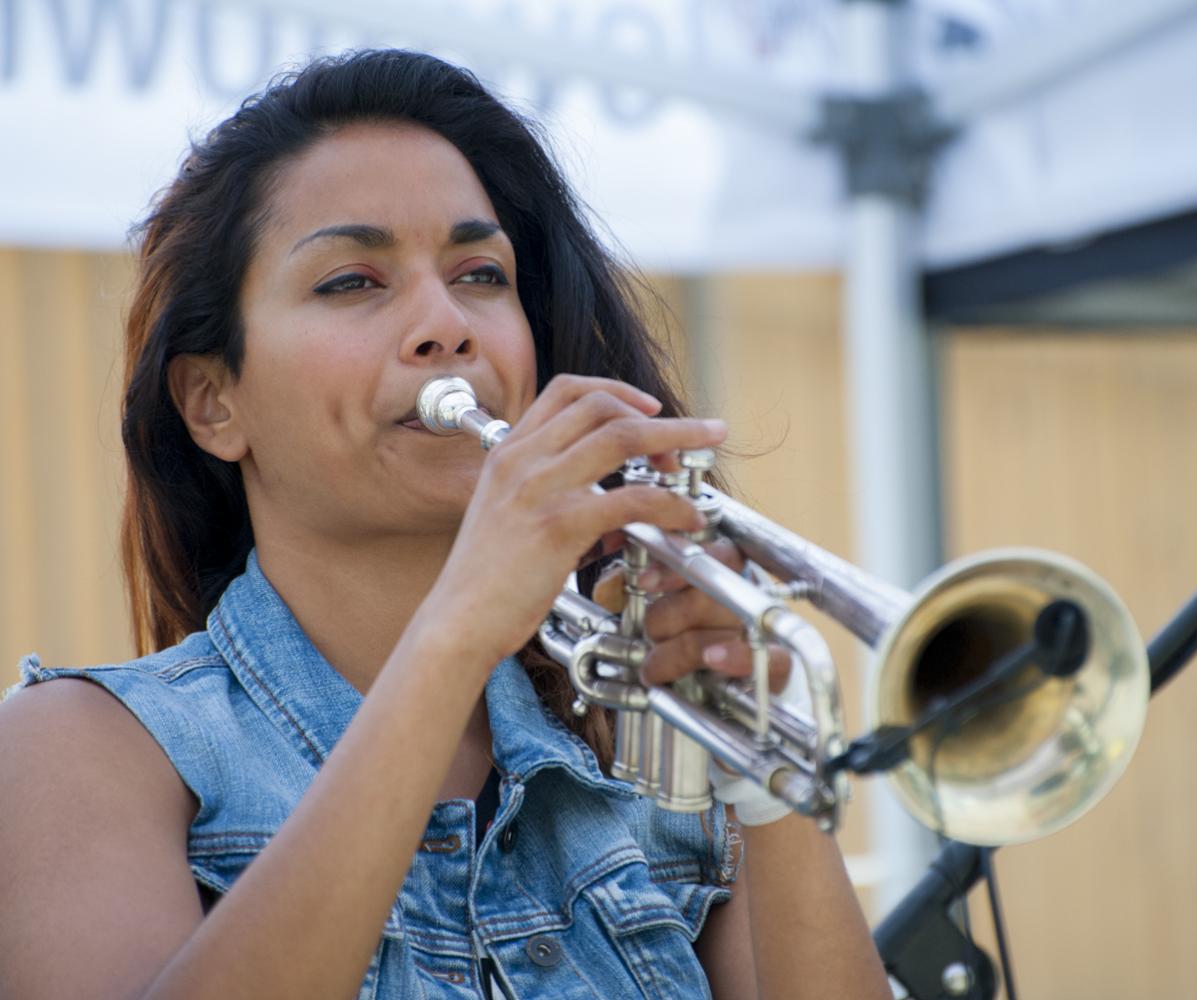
[870,548,1149,846]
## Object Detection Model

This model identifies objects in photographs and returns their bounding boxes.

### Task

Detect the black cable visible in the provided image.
[922,675,1044,999]
[981,849,1018,1000]
[876,590,1197,1000]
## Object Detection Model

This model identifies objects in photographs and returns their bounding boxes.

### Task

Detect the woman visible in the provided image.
[0,50,888,999]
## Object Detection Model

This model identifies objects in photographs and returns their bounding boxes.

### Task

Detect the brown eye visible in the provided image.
[313,272,380,295]
[456,264,509,286]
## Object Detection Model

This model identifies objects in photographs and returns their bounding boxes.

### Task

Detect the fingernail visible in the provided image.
[639,568,661,590]
[703,645,727,667]
[703,419,727,436]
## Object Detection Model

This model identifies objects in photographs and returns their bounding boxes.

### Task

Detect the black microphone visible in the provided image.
[830,599,1089,776]
[1033,599,1089,678]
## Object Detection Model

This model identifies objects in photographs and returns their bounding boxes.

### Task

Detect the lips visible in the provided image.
[395,407,424,430]
[392,392,500,431]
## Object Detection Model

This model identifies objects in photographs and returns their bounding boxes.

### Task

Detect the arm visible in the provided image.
[0,616,499,1000]
[737,814,890,1000]
[0,679,205,1000]
[0,376,727,1000]
[642,546,890,1000]
[694,818,890,1000]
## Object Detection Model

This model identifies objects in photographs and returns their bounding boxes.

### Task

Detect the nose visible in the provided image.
[396,279,477,364]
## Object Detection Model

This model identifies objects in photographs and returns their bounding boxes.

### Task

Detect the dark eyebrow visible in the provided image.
[289,218,506,257]
[449,218,504,245]
[290,223,395,256]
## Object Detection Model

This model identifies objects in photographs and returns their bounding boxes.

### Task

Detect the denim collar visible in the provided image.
[206,551,361,768]
[207,551,632,799]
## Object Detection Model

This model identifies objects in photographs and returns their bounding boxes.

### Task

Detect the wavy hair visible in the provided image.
[121,49,692,766]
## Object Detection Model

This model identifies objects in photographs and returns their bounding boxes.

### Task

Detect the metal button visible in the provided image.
[525,935,562,968]
[499,821,519,853]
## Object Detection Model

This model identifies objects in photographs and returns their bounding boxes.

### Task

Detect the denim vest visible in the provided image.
[15,553,738,998]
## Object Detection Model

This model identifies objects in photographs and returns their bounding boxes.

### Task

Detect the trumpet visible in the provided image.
[418,376,1150,845]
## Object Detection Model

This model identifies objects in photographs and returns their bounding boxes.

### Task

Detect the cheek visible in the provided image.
[238,325,380,442]
[499,318,539,410]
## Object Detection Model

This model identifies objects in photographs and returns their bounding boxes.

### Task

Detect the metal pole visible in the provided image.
[840,0,942,914]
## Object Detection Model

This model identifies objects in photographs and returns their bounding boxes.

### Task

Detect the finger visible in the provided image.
[638,538,744,594]
[700,641,795,694]
[514,387,651,457]
[551,415,727,490]
[643,583,742,642]
[572,484,707,543]
[476,394,660,499]
[644,446,716,474]
[646,451,682,474]
[512,374,660,439]
[640,628,742,685]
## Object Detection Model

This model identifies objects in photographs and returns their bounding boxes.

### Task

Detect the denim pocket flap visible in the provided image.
[583,862,700,940]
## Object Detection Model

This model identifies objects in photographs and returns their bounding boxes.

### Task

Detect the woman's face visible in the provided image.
[228,122,538,543]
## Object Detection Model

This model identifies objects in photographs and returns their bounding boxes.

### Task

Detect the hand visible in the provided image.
[633,539,794,692]
[632,541,807,827]
[423,374,728,667]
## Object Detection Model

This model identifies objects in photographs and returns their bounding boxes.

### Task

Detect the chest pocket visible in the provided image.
[188,831,270,903]
[482,858,727,1000]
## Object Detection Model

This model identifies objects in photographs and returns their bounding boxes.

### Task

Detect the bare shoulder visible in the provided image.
[0,676,198,823]
[0,678,203,999]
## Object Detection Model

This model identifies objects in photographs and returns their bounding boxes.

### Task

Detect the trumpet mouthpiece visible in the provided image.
[416,376,477,435]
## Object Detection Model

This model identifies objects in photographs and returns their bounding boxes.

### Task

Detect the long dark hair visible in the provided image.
[122,49,691,763]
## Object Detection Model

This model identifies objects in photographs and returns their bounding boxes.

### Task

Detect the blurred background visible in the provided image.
[2,1,1196,997]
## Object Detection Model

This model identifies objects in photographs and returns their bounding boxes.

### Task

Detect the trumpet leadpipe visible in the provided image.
[418,374,847,830]
[715,491,909,647]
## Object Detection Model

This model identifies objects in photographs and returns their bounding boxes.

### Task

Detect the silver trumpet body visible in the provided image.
[418,376,1150,845]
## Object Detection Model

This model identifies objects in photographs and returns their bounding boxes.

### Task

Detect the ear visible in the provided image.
[167,354,248,463]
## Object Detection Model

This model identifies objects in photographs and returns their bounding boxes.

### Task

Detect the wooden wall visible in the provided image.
[0,250,134,678]
[691,276,1197,999]
[940,330,1197,999]
[3,250,1196,996]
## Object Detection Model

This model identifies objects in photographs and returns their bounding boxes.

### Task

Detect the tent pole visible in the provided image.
[837,0,943,915]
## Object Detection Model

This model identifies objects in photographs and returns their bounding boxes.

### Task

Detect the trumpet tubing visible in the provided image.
[418,375,1150,846]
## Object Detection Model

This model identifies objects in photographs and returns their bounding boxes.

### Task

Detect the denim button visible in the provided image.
[525,935,562,968]
[500,820,519,853]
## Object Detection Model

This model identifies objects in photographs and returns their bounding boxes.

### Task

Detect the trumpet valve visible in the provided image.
[679,447,715,498]
[611,710,642,784]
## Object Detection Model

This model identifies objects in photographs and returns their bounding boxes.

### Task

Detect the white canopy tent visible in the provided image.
[6,0,1197,268]
[4,0,1197,910]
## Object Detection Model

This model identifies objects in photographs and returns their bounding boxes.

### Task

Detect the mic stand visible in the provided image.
[870,591,1197,1000]
[873,842,997,1000]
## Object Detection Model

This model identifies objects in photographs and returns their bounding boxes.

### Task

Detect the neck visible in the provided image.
[254,526,458,694]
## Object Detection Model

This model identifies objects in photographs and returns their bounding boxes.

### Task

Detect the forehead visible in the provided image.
[259,122,499,248]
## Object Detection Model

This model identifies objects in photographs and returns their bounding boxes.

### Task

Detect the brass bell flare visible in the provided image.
[870,548,1149,847]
